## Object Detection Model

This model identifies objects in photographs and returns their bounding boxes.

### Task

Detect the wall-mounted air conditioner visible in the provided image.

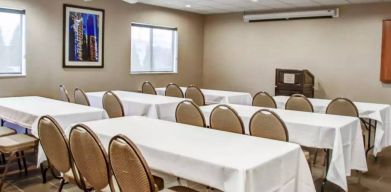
[243,8,339,22]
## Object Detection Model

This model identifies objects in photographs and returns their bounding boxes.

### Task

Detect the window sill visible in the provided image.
[0,74,26,78]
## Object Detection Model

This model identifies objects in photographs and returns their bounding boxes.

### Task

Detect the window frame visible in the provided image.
[130,23,178,75]
[0,7,26,78]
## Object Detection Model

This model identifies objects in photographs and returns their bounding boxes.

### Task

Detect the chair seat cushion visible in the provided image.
[303,150,310,160]
[0,126,16,137]
[165,186,198,192]
[153,175,165,190]
[0,134,38,153]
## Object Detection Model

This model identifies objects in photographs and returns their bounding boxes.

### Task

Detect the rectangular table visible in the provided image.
[86,91,187,121]
[0,96,108,164]
[274,95,391,156]
[200,104,367,191]
[155,87,252,105]
[80,116,315,192]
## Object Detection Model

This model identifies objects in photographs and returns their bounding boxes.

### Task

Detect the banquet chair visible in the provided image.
[175,100,206,127]
[185,85,205,106]
[74,88,90,106]
[142,81,157,95]
[38,116,86,191]
[326,97,359,117]
[165,83,184,98]
[252,91,277,108]
[59,85,71,102]
[0,133,38,190]
[109,134,198,192]
[103,91,125,118]
[249,109,311,163]
[209,105,245,134]
[285,94,314,112]
[69,124,114,192]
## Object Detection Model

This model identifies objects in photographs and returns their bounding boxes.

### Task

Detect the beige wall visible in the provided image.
[203,3,391,103]
[0,0,204,99]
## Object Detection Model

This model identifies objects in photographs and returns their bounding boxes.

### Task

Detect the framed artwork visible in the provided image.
[63,4,104,68]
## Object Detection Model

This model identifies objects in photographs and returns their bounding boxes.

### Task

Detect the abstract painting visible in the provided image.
[63,4,104,68]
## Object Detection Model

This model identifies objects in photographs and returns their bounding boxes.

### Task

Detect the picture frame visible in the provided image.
[63,4,105,68]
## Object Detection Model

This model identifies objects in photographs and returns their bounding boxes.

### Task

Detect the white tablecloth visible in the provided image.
[80,116,315,192]
[155,87,252,105]
[86,91,187,121]
[0,96,108,164]
[200,104,367,191]
[274,95,391,156]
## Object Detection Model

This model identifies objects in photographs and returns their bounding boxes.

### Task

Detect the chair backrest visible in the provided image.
[175,100,206,127]
[109,135,157,192]
[326,97,359,117]
[59,85,71,102]
[285,94,314,112]
[142,81,157,95]
[103,91,125,118]
[252,91,277,108]
[165,83,184,98]
[185,86,205,106]
[249,109,289,142]
[74,88,90,106]
[69,124,112,191]
[209,105,245,134]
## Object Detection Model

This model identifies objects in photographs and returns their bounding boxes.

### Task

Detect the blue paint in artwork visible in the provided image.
[68,11,100,62]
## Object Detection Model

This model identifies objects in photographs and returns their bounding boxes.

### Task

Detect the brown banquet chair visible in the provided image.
[249,109,311,164]
[175,100,206,127]
[142,81,157,95]
[185,85,205,106]
[165,83,184,98]
[103,91,125,118]
[69,124,114,192]
[285,94,314,112]
[59,85,71,102]
[109,134,197,192]
[74,88,90,106]
[252,91,277,108]
[326,97,359,117]
[38,116,86,191]
[209,105,245,134]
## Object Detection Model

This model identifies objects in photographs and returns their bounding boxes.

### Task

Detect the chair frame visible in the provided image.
[142,81,157,95]
[38,116,86,191]
[185,85,205,106]
[252,91,277,108]
[74,88,91,106]
[69,124,114,192]
[165,83,184,98]
[285,94,314,112]
[103,91,125,118]
[175,100,207,128]
[249,109,289,142]
[59,85,71,102]
[109,134,158,192]
[209,104,245,134]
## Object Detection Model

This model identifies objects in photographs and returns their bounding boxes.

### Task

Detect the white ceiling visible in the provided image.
[130,0,391,14]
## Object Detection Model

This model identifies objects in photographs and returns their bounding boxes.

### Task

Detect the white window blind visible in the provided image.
[0,8,26,77]
[131,23,178,74]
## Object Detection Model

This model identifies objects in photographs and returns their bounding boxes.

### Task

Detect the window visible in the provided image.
[0,8,26,77]
[130,23,178,74]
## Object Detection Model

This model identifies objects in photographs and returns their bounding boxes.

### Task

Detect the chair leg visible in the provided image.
[15,152,22,173]
[1,154,5,165]
[40,162,49,183]
[0,152,16,191]
[58,178,65,192]
[313,149,318,165]
[21,151,27,175]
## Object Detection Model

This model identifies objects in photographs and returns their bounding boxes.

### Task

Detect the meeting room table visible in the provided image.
[76,116,315,192]
[155,87,252,105]
[86,90,187,121]
[274,95,391,157]
[200,104,367,191]
[0,96,108,164]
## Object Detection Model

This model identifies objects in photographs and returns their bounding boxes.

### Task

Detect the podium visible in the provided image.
[275,69,314,98]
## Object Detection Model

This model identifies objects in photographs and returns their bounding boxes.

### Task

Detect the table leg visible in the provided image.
[321,149,330,192]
